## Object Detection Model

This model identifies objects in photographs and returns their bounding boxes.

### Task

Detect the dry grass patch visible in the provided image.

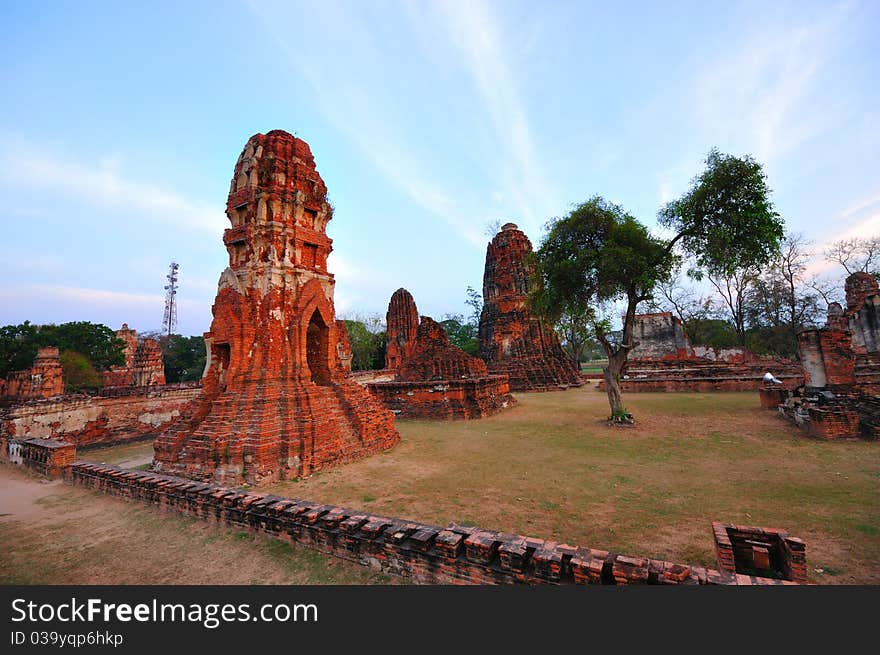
[264,389,880,584]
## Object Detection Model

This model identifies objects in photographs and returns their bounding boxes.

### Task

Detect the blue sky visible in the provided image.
[1,0,878,336]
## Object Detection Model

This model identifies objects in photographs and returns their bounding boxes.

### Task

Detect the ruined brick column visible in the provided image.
[385,288,419,371]
[153,130,399,485]
[477,223,581,391]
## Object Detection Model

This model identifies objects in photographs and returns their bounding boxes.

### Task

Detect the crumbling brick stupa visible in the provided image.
[153,130,399,485]
[363,288,514,419]
[102,324,166,388]
[763,272,880,439]
[0,347,64,400]
[478,223,582,391]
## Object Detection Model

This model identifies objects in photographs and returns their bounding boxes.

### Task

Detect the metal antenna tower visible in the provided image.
[163,262,179,336]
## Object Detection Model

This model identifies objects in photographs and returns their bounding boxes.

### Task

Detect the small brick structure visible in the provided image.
[365,291,514,419]
[102,324,167,388]
[5,437,76,479]
[0,347,65,400]
[478,224,582,392]
[766,273,880,440]
[153,130,399,485]
[64,462,801,585]
[712,522,807,583]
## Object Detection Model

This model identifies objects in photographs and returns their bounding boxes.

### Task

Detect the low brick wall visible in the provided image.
[712,522,807,583]
[366,376,514,420]
[6,437,76,478]
[0,384,201,448]
[759,386,789,408]
[601,375,801,393]
[65,462,796,585]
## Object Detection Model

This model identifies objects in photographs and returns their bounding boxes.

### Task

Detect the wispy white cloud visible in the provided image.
[246,0,485,248]
[0,136,225,236]
[417,0,556,233]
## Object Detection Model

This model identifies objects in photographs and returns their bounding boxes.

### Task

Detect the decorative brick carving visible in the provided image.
[153,130,399,485]
[478,223,582,391]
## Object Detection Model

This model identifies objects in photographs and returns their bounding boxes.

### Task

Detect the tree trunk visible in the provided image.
[603,361,624,417]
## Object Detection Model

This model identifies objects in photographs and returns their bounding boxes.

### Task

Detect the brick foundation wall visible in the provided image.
[0,384,201,447]
[712,522,806,583]
[366,376,514,420]
[6,438,76,478]
[759,386,789,408]
[64,463,798,585]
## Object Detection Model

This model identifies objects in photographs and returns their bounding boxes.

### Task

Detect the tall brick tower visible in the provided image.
[478,223,582,391]
[385,288,419,370]
[153,130,399,485]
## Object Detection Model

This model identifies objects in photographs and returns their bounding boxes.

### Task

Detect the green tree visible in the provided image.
[533,149,783,420]
[0,321,125,377]
[343,320,385,371]
[60,351,103,393]
[160,335,207,382]
[440,314,479,356]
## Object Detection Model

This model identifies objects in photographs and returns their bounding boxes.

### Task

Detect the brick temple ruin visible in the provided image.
[0,330,199,449]
[0,347,64,400]
[762,272,880,439]
[152,130,399,485]
[102,324,167,388]
[478,223,582,391]
[601,312,802,392]
[361,288,514,419]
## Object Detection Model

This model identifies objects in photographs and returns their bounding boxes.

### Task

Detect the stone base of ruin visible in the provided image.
[597,359,803,393]
[766,385,878,440]
[365,376,515,420]
[487,358,583,392]
[153,378,399,486]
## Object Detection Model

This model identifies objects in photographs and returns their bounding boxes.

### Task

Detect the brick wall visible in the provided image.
[64,463,798,585]
[0,384,201,448]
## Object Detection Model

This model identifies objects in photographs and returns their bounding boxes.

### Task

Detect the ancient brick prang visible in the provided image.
[478,224,582,391]
[65,462,803,585]
[153,130,399,485]
[103,325,166,388]
[0,347,64,400]
[385,288,419,371]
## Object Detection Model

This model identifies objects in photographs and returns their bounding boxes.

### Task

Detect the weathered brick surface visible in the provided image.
[367,291,515,420]
[103,324,166,387]
[65,462,793,585]
[712,522,806,583]
[611,313,802,392]
[153,131,399,485]
[0,384,201,448]
[478,224,582,391]
[366,376,514,420]
[764,275,880,439]
[5,437,76,478]
[385,288,419,371]
[0,347,64,400]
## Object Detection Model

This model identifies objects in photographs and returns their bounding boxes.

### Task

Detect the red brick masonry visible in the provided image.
[63,462,800,586]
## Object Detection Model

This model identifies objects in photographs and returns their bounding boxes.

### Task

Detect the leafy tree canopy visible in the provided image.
[659,148,784,277]
[0,321,125,377]
[159,334,206,383]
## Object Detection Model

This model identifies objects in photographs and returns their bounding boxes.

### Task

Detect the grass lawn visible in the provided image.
[262,388,880,584]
